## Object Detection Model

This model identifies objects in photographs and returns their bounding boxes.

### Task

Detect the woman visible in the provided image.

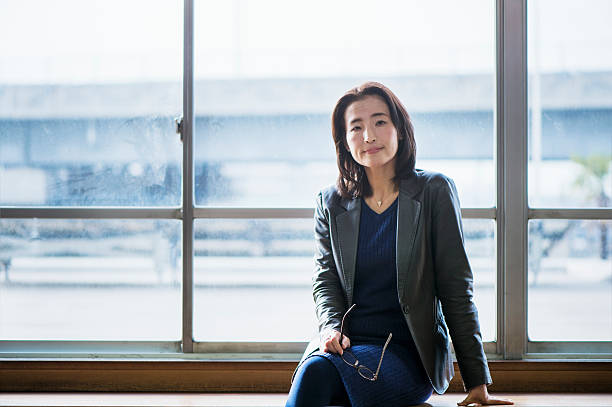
[286,82,513,407]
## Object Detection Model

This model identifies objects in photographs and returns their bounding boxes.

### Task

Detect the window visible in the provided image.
[0,0,183,347]
[0,219,181,340]
[192,0,496,345]
[0,0,610,359]
[0,0,182,207]
[527,0,612,347]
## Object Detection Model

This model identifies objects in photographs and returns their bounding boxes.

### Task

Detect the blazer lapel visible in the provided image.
[396,179,422,295]
[335,197,361,306]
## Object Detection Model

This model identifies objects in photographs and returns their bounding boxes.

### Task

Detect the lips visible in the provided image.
[364,147,383,154]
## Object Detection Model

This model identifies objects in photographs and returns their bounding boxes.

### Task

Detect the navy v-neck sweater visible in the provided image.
[346,197,415,348]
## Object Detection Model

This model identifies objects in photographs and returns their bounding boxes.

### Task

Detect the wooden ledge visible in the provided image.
[1,360,611,392]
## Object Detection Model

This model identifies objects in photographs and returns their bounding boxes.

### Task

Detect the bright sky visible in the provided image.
[0,0,611,84]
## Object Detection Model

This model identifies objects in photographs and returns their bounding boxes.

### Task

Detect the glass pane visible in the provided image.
[193,219,317,342]
[193,218,495,343]
[0,219,181,340]
[467,220,496,343]
[528,0,612,208]
[0,1,182,206]
[528,220,612,341]
[194,0,495,207]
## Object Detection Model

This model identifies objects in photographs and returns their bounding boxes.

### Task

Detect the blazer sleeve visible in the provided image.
[431,176,492,390]
[312,190,347,333]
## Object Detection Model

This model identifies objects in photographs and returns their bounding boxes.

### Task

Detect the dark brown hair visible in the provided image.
[331,81,417,199]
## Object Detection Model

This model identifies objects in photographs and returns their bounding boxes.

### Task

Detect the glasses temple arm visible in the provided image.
[373,333,393,377]
[339,303,357,343]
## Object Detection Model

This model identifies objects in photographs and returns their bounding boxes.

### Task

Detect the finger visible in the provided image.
[322,338,335,354]
[341,335,351,349]
[322,342,335,354]
[324,337,342,354]
[457,399,481,407]
[320,330,338,353]
[331,337,344,355]
[331,331,346,354]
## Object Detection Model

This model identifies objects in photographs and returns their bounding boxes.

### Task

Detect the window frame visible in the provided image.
[0,0,610,360]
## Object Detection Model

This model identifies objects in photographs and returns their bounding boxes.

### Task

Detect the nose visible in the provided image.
[363,127,376,143]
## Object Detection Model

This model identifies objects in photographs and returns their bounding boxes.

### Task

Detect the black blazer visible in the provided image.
[299,169,492,394]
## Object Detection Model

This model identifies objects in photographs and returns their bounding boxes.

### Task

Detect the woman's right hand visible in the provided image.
[319,328,351,355]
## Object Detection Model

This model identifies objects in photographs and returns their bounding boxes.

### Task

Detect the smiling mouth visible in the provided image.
[365,147,383,154]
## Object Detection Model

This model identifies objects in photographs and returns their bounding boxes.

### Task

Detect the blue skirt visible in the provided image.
[303,342,433,407]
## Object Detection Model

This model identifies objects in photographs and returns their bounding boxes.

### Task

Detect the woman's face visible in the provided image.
[344,95,399,172]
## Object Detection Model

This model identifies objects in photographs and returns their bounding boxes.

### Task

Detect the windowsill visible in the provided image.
[1,359,611,392]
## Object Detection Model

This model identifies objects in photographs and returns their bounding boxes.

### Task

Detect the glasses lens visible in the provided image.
[358,366,375,381]
[341,351,358,367]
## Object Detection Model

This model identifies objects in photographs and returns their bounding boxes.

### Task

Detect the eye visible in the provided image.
[376,120,386,126]
[350,126,362,132]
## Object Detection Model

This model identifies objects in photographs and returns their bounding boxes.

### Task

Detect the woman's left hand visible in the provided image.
[457,384,514,406]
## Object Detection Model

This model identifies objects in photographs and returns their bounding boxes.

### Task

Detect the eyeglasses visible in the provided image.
[339,303,392,381]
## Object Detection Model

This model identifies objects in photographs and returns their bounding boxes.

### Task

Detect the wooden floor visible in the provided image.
[0,393,610,407]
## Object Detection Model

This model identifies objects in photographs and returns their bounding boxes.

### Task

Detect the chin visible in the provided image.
[363,159,393,168]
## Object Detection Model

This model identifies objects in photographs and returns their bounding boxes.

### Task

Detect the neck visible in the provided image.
[364,166,397,198]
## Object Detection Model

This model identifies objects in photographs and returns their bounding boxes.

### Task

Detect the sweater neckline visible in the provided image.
[361,196,398,216]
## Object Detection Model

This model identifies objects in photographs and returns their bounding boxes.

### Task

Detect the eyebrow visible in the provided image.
[349,112,388,126]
